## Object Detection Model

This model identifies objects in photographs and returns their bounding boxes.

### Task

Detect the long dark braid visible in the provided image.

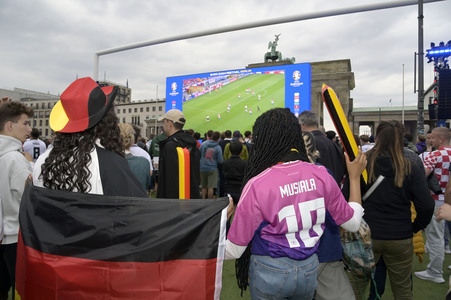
[235,108,309,295]
[41,105,124,192]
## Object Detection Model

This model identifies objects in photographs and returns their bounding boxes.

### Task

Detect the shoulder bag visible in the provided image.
[341,175,384,276]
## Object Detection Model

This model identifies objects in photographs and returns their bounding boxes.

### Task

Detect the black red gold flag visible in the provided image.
[322,83,368,183]
[177,147,191,199]
[16,183,228,299]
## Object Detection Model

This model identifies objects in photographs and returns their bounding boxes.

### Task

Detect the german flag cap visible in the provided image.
[50,77,118,133]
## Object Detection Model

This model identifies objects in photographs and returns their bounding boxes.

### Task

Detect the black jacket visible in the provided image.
[311,130,344,185]
[363,155,434,240]
[157,131,201,199]
[218,139,231,153]
[97,146,148,198]
[222,155,247,194]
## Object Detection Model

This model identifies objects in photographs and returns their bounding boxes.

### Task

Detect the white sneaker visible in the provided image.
[448,265,451,270]
[414,270,445,283]
[446,245,451,254]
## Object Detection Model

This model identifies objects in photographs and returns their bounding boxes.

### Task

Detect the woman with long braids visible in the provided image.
[33,77,146,198]
[225,108,367,300]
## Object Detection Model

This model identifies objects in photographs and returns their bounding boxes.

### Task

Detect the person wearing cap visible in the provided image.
[157,109,201,199]
[33,77,146,198]
[0,101,34,298]
[223,130,249,160]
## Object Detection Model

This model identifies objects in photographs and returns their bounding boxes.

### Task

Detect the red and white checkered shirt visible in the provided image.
[423,147,451,201]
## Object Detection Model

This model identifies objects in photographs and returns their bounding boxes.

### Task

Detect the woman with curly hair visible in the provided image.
[33,77,145,198]
[224,108,367,300]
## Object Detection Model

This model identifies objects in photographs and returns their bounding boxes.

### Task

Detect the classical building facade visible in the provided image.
[310,59,355,125]
[247,59,355,125]
[115,99,166,138]
[352,83,439,139]
[0,82,165,140]
[1,88,61,138]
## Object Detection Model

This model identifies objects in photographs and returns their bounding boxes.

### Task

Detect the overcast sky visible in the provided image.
[1,0,450,113]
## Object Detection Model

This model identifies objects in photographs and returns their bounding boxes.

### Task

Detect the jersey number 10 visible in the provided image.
[278,197,325,248]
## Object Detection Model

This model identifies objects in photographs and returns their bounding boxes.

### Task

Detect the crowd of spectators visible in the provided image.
[1,78,450,299]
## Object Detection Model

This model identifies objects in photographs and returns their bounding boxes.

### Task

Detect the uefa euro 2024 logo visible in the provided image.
[171,82,177,92]
[293,71,301,81]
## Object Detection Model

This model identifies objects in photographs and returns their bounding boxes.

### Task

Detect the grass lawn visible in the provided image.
[220,250,451,299]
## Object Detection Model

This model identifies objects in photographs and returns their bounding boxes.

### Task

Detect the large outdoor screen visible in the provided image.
[165,63,311,133]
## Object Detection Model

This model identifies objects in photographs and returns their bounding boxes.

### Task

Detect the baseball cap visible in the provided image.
[159,109,186,125]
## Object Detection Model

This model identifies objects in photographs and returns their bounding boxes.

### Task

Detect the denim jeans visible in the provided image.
[249,254,318,300]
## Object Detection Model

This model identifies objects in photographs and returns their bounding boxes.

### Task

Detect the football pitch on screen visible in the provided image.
[183,73,285,134]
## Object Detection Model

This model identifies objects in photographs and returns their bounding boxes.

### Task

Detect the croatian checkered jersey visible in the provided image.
[423,147,451,201]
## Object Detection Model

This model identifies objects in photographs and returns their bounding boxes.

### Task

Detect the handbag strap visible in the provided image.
[362,175,385,201]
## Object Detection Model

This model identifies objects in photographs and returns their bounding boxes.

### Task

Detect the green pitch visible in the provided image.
[183,74,285,134]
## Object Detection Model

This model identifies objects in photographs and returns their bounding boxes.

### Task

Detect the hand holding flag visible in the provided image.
[322,83,367,183]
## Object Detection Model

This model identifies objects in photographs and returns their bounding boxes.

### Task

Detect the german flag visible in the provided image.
[177,147,191,199]
[322,83,367,183]
[16,183,229,299]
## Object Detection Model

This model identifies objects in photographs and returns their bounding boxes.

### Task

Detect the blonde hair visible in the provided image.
[118,123,135,150]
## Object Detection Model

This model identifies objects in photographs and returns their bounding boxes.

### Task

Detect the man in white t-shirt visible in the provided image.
[23,128,47,162]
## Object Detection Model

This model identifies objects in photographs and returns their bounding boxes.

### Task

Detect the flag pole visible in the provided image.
[402,64,405,124]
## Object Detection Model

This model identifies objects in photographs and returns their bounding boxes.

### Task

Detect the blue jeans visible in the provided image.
[249,254,318,300]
